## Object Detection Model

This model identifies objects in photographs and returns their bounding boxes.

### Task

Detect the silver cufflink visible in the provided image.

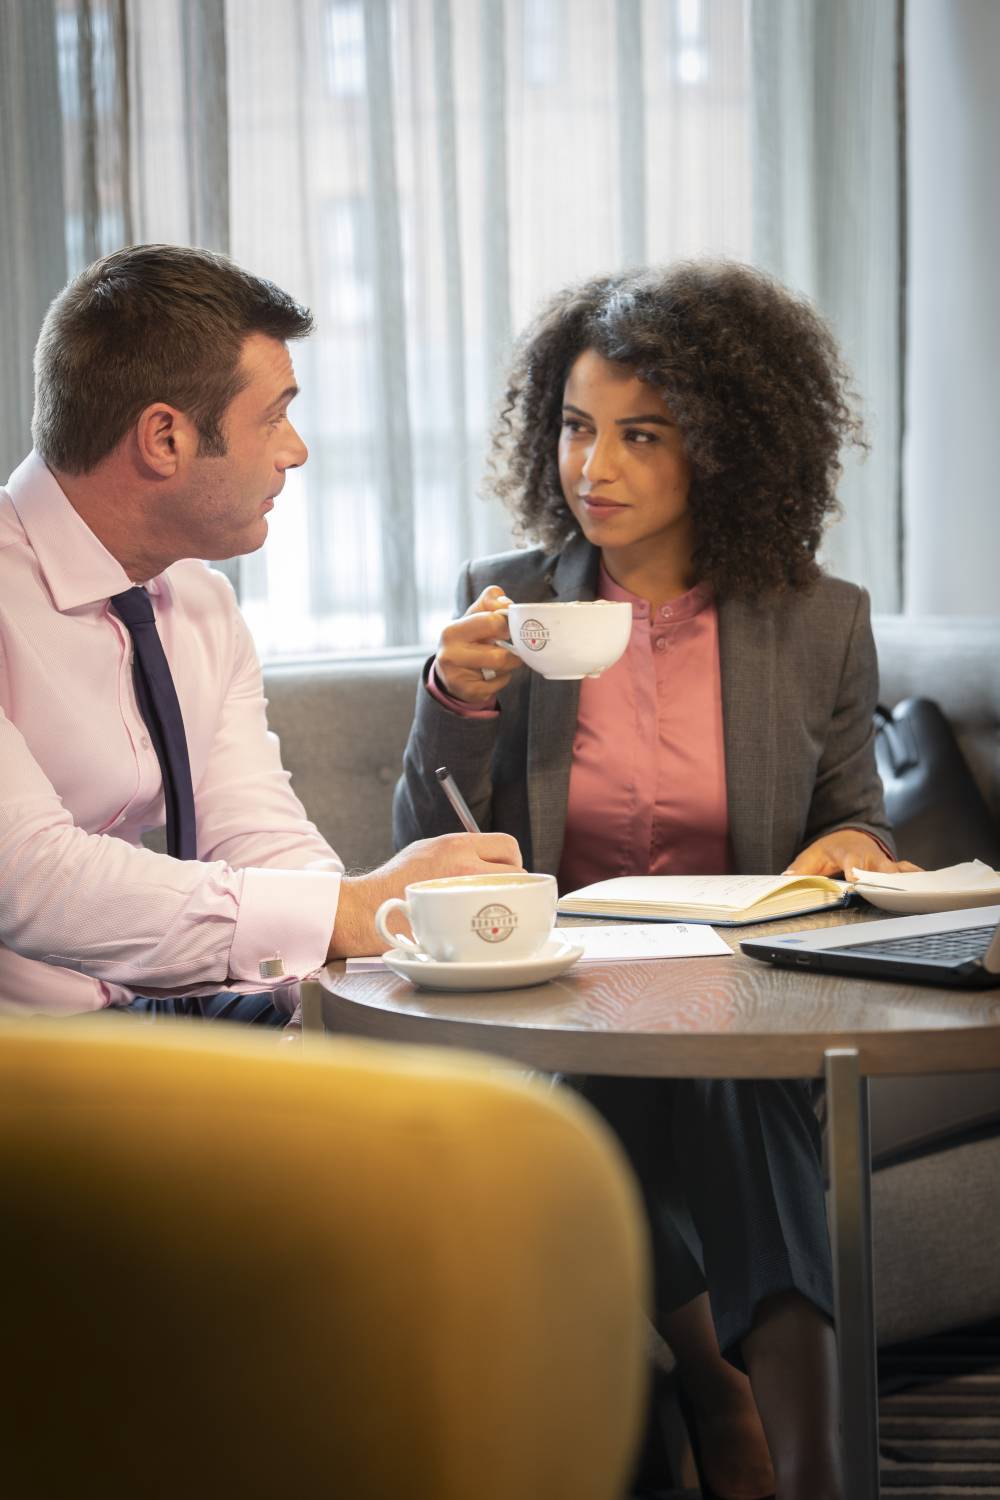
[258,955,286,980]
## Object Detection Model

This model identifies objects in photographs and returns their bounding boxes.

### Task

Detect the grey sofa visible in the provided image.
[263,616,1000,1345]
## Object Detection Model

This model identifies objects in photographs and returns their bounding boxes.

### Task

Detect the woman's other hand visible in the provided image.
[784,830,922,879]
[433,586,525,704]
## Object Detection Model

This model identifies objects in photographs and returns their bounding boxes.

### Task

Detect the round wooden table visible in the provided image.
[307,907,1000,1499]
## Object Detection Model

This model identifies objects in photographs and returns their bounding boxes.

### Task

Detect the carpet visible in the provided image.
[879,1317,1000,1494]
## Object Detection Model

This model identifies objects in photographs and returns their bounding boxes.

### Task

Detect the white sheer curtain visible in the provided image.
[2,1,912,643]
[223,0,752,654]
[6,0,750,656]
[13,0,749,657]
[0,0,67,480]
[751,0,903,613]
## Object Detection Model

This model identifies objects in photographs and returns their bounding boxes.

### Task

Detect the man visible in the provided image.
[0,243,520,1021]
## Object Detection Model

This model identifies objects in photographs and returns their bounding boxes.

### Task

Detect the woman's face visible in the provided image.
[557,348,693,562]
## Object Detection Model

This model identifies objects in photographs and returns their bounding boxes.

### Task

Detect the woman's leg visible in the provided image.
[742,1291,843,1500]
[673,1078,842,1500]
[575,1077,775,1497]
[662,1290,776,1499]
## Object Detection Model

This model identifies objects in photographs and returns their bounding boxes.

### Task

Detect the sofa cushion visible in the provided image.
[263,652,424,872]
[873,1130,1000,1345]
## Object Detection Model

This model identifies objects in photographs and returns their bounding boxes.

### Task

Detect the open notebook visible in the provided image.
[556,873,851,927]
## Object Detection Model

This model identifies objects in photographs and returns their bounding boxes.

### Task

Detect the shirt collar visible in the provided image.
[597,558,714,622]
[5,451,155,612]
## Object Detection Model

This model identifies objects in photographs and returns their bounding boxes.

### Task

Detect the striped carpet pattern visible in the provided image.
[879,1319,1000,1495]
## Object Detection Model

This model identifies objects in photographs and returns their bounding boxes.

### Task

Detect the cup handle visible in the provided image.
[374,897,420,952]
[488,604,516,653]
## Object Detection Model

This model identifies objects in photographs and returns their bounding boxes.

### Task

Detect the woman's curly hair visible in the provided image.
[484,261,866,599]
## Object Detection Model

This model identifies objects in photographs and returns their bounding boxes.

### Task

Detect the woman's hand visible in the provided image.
[433,586,525,704]
[784,829,922,880]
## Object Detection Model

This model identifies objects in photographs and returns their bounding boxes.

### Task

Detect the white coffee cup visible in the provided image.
[493,600,631,680]
[374,872,557,962]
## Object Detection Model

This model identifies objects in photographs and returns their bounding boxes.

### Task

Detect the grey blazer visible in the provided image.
[393,535,893,876]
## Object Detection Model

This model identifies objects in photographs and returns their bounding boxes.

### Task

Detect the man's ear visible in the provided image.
[134,403,196,477]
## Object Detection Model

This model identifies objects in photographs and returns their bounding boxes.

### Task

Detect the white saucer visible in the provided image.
[382,936,584,992]
[854,883,1000,916]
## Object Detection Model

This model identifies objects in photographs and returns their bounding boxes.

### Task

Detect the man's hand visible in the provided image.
[785,829,921,880]
[433,586,524,704]
[327,831,523,958]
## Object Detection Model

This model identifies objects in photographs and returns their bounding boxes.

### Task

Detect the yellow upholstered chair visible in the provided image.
[0,1020,649,1500]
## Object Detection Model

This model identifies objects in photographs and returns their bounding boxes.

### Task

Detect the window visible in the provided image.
[325,0,366,98]
[51,0,751,657]
[672,0,709,86]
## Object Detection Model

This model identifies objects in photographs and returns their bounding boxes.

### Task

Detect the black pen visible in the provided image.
[435,766,481,835]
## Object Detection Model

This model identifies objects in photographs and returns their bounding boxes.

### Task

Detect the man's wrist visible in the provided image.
[328,872,386,959]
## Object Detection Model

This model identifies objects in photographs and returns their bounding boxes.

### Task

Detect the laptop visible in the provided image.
[741,904,1000,988]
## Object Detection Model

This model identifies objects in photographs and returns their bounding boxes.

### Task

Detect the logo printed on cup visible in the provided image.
[519,619,550,652]
[471,902,517,943]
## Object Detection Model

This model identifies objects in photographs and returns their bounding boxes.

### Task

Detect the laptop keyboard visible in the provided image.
[833,925,994,964]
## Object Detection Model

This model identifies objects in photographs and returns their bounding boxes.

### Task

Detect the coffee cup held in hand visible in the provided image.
[493,600,631,680]
[374,872,557,962]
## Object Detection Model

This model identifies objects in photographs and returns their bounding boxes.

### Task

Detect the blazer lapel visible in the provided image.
[526,538,599,875]
[719,596,778,874]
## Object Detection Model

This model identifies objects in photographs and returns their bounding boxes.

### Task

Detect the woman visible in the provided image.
[394,262,913,1500]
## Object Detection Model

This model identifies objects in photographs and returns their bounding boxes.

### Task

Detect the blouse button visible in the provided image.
[654,637,667,653]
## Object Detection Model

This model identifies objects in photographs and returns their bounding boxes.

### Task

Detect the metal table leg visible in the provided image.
[825,1046,880,1498]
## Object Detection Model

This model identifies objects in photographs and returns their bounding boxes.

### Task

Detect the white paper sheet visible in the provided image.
[566,922,732,961]
[345,921,732,972]
[849,859,1000,893]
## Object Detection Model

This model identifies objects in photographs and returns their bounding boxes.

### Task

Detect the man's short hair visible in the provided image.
[32,243,315,475]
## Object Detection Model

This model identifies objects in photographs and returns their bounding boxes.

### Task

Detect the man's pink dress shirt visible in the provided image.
[429,563,732,890]
[0,454,343,1016]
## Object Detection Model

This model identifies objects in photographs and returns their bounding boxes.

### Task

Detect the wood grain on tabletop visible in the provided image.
[313,906,1000,1079]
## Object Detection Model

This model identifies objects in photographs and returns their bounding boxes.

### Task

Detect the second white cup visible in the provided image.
[374,872,557,962]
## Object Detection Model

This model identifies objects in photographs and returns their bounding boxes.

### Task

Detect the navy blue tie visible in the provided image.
[110,587,197,860]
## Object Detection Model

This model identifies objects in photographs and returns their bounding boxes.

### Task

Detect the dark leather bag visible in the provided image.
[874,697,1000,869]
